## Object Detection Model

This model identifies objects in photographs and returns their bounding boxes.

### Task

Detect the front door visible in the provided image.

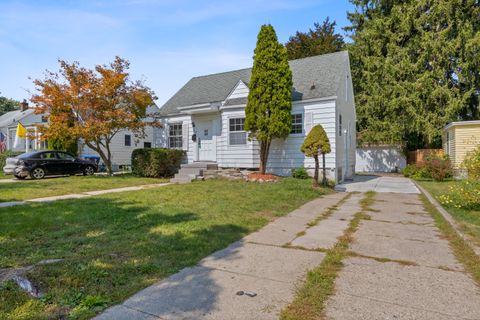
[195,118,216,161]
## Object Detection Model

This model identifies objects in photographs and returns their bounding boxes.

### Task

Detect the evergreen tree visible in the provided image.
[245,24,293,174]
[347,0,479,149]
[286,17,345,60]
[0,95,19,116]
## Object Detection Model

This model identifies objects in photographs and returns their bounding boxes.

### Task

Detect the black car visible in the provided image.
[3,151,98,179]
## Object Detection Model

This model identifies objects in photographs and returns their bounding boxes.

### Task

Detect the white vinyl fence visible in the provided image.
[356,146,406,173]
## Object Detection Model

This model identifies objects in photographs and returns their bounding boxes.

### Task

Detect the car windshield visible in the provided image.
[16,152,42,159]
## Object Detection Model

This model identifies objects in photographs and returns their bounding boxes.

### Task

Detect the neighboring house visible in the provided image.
[443,120,480,170]
[356,145,406,173]
[0,100,49,152]
[156,51,356,182]
[65,104,160,170]
[0,101,157,170]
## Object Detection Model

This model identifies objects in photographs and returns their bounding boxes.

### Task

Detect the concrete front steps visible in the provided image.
[170,162,218,184]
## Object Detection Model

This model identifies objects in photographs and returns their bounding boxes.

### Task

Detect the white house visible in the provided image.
[156,51,356,182]
[0,101,157,170]
[0,100,49,152]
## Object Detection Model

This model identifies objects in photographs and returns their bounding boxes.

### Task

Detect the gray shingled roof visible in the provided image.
[159,51,349,116]
[0,109,35,128]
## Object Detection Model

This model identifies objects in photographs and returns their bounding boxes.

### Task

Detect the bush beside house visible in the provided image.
[132,148,185,178]
[403,155,453,181]
[462,145,480,180]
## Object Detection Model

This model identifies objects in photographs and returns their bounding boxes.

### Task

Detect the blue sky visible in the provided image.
[0,0,354,106]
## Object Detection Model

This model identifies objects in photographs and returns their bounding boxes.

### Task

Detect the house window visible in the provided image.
[169,123,183,149]
[41,116,48,123]
[144,142,152,148]
[291,114,303,134]
[125,134,131,146]
[229,118,247,145]
[339,114,342,136]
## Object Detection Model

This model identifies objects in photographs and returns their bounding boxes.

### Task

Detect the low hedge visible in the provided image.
[131,148,185,178]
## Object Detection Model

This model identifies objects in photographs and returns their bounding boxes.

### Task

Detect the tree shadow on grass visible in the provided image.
[0,197,250,319]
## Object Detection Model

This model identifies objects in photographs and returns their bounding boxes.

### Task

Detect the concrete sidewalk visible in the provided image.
[0,183,170,208]
[95,192,360,320]
[325,192,480,320]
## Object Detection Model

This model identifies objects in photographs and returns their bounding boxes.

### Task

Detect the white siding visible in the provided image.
[226,81,249,100]
[334,56,356,181]
[217,109,256,168]
[266,100,337,179]
[155,115,194,163]
[79,126,156,168]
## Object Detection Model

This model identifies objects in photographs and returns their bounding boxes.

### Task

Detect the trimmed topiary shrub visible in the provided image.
[301,124,331,187]
[131,148,185,178]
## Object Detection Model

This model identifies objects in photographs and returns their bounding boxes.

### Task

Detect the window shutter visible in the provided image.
[182,122,189,151]
[305,112,313,134]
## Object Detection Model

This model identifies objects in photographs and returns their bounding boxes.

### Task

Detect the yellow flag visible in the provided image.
[16,122,26,138]
[13,122,27,149]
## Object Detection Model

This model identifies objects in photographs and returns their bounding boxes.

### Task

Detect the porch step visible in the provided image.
[170,163,218,183]
[180,162,218,170]
[170,173,196,184]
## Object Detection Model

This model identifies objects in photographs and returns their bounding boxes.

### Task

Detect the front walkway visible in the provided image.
[0,183,170,208]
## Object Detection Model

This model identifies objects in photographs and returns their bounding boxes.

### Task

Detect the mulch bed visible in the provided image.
[245,173,280,183]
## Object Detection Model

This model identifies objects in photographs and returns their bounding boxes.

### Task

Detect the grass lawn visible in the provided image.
[418,180,480,247]
[0,173,10,179]
[0,178,330,319]
[0,175,168,202]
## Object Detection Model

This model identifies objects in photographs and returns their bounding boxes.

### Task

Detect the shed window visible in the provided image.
[291,114,303,134]
[169,124,183,149]
[125,134,131,146]
[229,118,247,145]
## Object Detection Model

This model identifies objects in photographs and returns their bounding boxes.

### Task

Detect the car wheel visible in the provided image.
[31,167,46,179]
[83,165,95,176]
[14,175,26,180]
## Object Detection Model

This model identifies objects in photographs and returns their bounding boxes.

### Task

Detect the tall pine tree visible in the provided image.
[245,24,293,174]
[347,0,479,149]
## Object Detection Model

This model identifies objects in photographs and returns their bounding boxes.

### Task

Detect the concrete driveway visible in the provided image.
[336,175,420,193]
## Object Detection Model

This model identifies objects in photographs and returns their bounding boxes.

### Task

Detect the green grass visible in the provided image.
[280,191,375,320]
[0,175,168,202]
[420,193,480,286]
[418,180,480,247]
[0,173,10,179]
[0,178,331,319]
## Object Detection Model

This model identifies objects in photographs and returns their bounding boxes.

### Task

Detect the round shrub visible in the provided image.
[292,167,309,179]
